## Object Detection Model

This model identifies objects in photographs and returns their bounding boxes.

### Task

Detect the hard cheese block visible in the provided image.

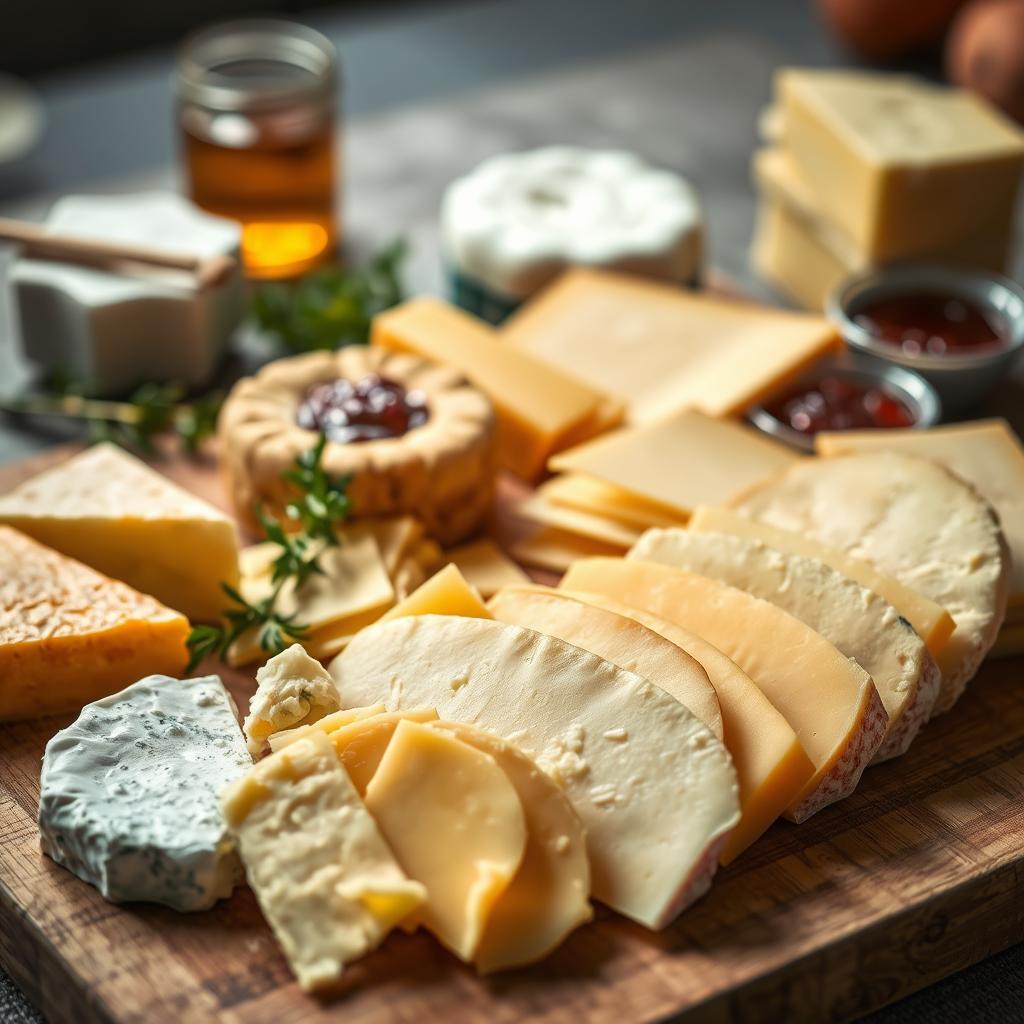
[777,69,1024,261]
[549,410,801,520]
[331,615,740,929]
[444,538,531,598]
[372,296,620,479]
[561,558,885,823]
[221,731,425,992]
[39,674,251,911]
[501,267,840,423]
[0,443,240,622]
[0,526,189,720]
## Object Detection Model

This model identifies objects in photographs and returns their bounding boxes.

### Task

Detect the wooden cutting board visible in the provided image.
[0,443,1022,1024]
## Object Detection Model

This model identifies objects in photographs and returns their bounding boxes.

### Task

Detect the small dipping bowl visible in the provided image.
[747,352,941,453]
[827,264,1024,415]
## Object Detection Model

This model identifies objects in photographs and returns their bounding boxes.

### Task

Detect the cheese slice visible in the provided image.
[510,526,627,574]
[689,505,955,655]
[444,539,530,598]
[379,563,491,623]
[549,410,801,519]
[488,585,723,738]
[0,443,240,622]
[815,421,1024,610]
[363,719,527,961]
[733,452,1011,712]
[515,491,644,549]
[221,731,425,991]
[268,704,387,753]
[364,517,424,577]
[630,529,940,762]
[501,267,840,423]
[0,526,189,720]
[331,615,740,928]
[558,590,813,863]
[372,296,620,479]
[540,473,685,530]
[561,558,885,823]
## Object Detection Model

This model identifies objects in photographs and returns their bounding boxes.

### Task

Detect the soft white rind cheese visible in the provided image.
[38,674,252,911]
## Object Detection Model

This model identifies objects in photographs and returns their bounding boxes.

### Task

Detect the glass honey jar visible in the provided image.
[177,19,339,280]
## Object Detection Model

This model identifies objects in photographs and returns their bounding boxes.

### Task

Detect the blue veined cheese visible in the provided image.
[38,674,252,911]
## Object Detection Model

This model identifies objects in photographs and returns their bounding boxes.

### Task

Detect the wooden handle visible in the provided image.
[0,217,238,289]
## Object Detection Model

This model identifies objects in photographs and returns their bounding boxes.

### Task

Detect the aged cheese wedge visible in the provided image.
[548,410,800,520]
[501,267,840,423]
[379,563,491,623]
[268,704,387,753]
[363,719,527,961]
[561,559,885,823]
[815,420,1024,611]
[364,517,424,577]
[221,731,425,991]
[331,615,740,928]
[558,590,813,863]
[510,526,627,574]
[733,452,1011,713]
[0,443,240,622]
[445,538,530,598]
[689,505,955,655]
[0,526,189,720]
[488,585,723,738]
[540,473,685,530]
[372,296,620,479]
[630,529,939,761]
[515,491,645,549]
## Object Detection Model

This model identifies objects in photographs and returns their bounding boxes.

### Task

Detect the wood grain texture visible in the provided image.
[0,443,1022,1024]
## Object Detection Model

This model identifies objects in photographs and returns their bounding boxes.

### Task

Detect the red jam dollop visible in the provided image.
[297,374,429,443]
[853,291,1008,357]
[764,374,916,436]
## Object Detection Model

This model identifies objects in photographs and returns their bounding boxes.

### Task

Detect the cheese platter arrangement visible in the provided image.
[2,65,1024,1024]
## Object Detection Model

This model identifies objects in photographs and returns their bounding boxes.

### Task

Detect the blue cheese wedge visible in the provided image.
[38,674,252,911]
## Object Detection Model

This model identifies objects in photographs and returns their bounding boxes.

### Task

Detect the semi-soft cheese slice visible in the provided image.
[0,443,240,622]
[558,590,813,863]
[363,719,527,961]
[267,704,387,753]
[630,529,939,762]
[445,538,531,598]
[221,731,425,991]
[331,615,740,928]
[510,526,627,574]
[488,585,723,738]
[378,563,491,622]
[540,474,684,530]
[733,452,1011,713]
[561,559,885,823]
[515,491,645,549]
[689,505,955,654]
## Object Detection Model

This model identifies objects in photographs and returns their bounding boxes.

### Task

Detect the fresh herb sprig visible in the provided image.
[185,435,350,670]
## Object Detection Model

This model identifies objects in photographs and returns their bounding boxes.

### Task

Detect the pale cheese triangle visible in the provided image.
[379,563,491,623]
[444,539,530,598]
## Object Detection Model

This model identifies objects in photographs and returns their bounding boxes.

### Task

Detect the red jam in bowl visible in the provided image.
[852,291,1009,357]
[297,374,429,443]
[763,374,916,436]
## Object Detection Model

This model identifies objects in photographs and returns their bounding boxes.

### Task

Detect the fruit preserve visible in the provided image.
[763,374,916,436]
[297,375,429,443]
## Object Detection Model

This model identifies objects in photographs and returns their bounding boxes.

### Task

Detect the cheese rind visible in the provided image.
[561,559,886,823]
[379,563,491,623]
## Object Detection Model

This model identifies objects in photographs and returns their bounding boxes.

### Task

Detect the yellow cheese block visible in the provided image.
[220,731,425,991]
[500,267,840,423]
[815,420,1024,610]
[539,474,685,530]
[0,443,240,623]
[488,585,723,738]
[444,539,530,598]
[510,526,627,574]
[363,719,527,961]
[0,526,189,720]
[515,491,644,549]
[268,704,387,753]
[549,410,801,520]
[690,506,955,655]
[559,589,813,863]
[372,296,620,479]
[561,558,886,823]
[378,563,491,623]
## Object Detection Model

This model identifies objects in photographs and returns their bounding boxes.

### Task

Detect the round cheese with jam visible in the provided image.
[441,146,704,322]
[219,347,495,545]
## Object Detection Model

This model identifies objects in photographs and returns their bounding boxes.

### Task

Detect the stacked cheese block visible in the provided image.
[752,69,1024,311]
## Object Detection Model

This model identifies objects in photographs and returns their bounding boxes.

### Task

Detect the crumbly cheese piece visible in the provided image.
[539,473,685,530]
[0,444,240,622]
[690,505,955,655]
[733,452,1011,713]
[559,590,813,863]
[243,644,342,757]
[548,410,800,520]
[331,615,740,929]
[363,720,526,961]
[39,675,251,910]
[631,530,939,762]
[488,585,723,738]
[221,731,425,991]
[562,559,885,823]
[501,267,840,422]
[0,526,189,720]
[444,539,530,598]
[379,563,492,623]
[510,526,627,574]
[427,721,591,973]
[372,296,621,479]
[515,491,645,549]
